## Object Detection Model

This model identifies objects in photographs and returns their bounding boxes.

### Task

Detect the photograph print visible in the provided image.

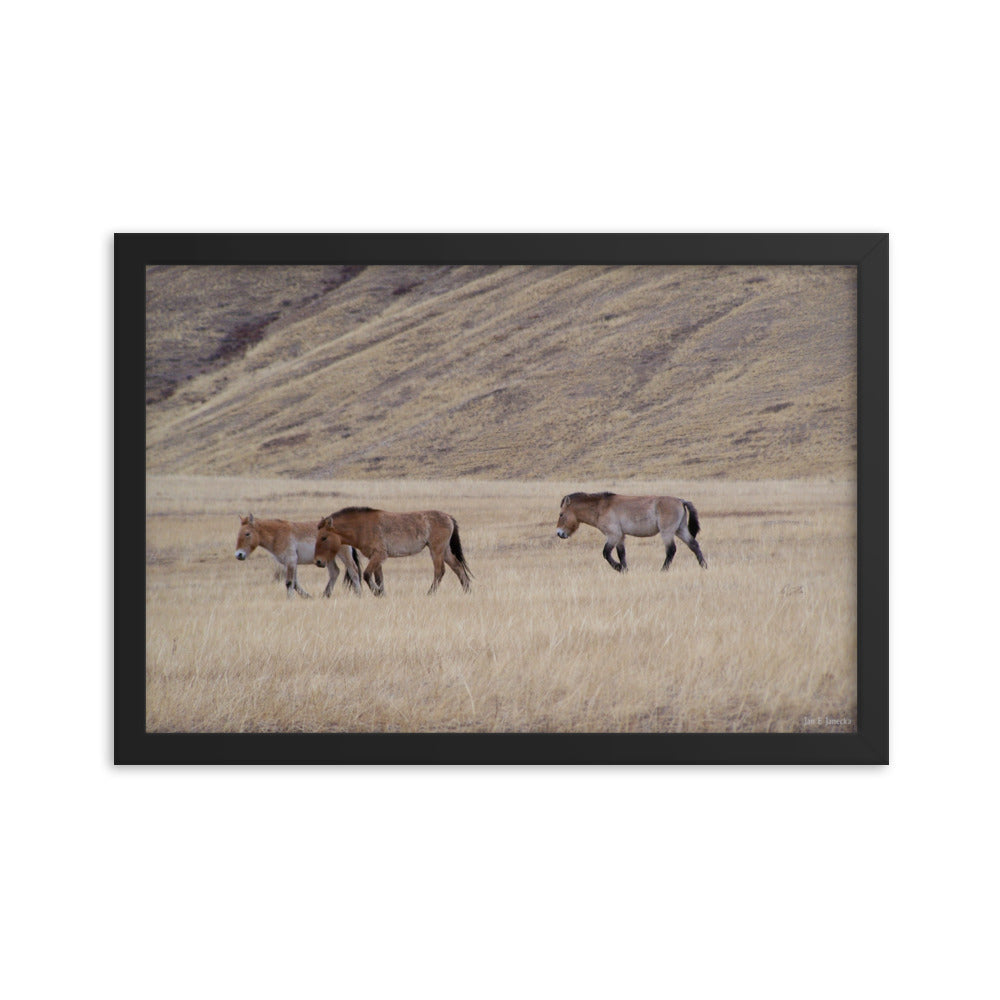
[131,234,885,764]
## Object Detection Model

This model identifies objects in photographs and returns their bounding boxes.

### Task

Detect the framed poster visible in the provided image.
[120,233,887,763]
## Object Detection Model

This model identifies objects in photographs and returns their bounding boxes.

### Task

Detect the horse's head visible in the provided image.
[314,516,338,568]
[556,495,579,539]
[235,514,258,560]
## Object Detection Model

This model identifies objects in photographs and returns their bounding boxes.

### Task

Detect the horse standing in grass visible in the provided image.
[315,507,472,596]
[235,514,362,598]
[555,492,708,573]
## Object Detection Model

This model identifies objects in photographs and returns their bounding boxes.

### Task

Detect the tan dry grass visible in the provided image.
[146,475,856,733]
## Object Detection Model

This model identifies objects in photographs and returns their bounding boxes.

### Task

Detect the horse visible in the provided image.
[315,507,472,596]
[555,492,708,573]
[235,514,362,598]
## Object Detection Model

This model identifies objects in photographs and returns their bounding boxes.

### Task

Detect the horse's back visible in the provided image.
[604,495,659,536]
[650,495,685,521]
[605,494,685,536]
[379,509,454,556]
[424,509,456,529]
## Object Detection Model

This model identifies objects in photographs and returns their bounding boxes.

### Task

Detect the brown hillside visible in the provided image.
[145,264,856,480]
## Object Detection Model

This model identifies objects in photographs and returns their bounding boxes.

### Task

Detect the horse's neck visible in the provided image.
[255,520,282,554]
[330,520,360,547]
[576,504,601,527]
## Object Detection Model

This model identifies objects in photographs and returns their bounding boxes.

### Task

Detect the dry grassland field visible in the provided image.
[144,264,858,734]
[146,475,855,733]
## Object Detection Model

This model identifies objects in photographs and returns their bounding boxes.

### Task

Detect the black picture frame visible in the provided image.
[121,233,888,764]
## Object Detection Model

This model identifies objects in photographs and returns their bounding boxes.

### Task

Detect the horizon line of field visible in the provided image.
[145,476,856,500]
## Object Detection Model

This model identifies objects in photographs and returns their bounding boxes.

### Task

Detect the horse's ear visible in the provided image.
[248,513,254,524]
[560,495,570,507]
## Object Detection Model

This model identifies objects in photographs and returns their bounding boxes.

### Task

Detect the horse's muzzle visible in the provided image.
[315,559,326,568]
[235,552,246,560]
[556,529,568,539]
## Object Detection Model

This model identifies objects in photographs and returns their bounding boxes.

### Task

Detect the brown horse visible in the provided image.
[555,492,708,573]
[315,507,472,596]
[235,514,362,598]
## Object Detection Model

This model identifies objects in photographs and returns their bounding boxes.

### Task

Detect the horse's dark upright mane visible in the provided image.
[331,506,379,515]
[563,491,617,506]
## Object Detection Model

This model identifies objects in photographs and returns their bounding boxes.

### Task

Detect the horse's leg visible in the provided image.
[444,550,472,592]
[616,541,628,573]
[363,551,386,596]
[676,523,708,568]
[339,547,363,595]
[660,531,677,571]
[602,533,625,572]
[322,557,339,598]
[428,546,446,594]
[287,558,311,598]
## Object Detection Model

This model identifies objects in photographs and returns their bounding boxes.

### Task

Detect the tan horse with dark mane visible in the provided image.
[235,514,361,598]
[315,507,472,596]
[555,492,708,573]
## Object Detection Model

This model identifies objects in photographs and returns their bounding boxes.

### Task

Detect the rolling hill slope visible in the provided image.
[144,263,856,480]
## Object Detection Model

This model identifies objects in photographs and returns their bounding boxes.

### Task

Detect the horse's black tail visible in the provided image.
[683,500,701,538]
[449,519,473,577]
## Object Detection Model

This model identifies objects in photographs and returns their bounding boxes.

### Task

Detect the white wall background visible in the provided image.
[3,2,995,997]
